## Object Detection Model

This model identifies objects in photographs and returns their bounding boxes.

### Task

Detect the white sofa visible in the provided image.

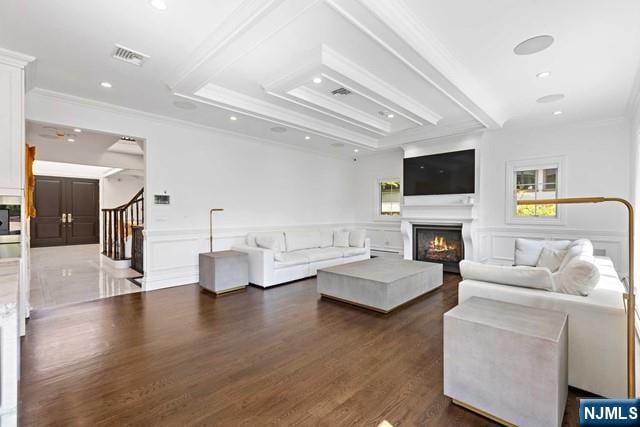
[459,255,627,398]
[232,229,370,287]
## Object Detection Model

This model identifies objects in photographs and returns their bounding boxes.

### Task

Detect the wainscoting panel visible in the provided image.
[476,226,628,277]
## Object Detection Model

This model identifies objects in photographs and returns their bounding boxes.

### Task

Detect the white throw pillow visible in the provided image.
[460,260,554,291]
[255,234,283,252]
[319,230,334,248]
[349,229,366,248]
[552,254,600,296]
[514,238,571,266]
[558,239,594,271]
[333,231,350,248]
[536,247,567,272]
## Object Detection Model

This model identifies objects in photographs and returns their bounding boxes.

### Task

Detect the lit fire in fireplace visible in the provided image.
[426,235,460,261]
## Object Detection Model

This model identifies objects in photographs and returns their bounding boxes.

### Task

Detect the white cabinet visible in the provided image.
[0,50,33,194]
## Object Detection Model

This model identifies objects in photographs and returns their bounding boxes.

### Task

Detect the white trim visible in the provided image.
[505,155,567,226]
[0,48,36,69]
[374,177,402,221]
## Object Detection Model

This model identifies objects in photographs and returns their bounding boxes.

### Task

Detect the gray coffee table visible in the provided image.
[317,258,443,313]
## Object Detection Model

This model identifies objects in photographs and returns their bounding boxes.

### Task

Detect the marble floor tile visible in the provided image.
[29,244,141,310]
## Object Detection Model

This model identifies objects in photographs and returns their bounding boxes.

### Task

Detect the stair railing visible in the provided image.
[102,188,144,260]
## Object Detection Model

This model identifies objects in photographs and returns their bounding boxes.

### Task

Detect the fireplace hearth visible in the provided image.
[413,224,463,272]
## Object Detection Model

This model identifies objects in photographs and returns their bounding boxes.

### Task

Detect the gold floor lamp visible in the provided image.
[209,208,224,252]
[517,197,635,398]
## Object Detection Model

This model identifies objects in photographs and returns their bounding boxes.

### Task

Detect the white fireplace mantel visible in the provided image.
[400,197,478,262]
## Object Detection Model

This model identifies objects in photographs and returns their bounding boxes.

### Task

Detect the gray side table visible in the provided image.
[199,250,248,295]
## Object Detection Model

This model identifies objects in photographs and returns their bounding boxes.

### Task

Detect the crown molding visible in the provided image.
[321,45,441,125]
[193,83,379,147]
[327,0,504,129]
[0,48,36,68]
[165,0,284,90]
[27,88,358,160]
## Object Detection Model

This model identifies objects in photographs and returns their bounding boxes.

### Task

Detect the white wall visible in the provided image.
[351,118,632,274]
[26,90,356,290]
[102,173,144,210]
[351,149,404,252]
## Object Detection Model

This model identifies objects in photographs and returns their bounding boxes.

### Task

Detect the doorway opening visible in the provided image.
[27,121,145,310]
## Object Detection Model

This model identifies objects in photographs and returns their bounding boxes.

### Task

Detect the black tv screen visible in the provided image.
[403,149,475,196]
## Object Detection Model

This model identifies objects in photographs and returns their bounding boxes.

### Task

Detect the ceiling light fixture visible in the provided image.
[312,77,322,84]
[514,35,554,55]
[73,128,82,133]
[387,113,395,118]
[353,149,359,153]
[149,0,167,11]
[537,93,565,103]
[100,81,112,88]
[229,116,237,121]
[67,138,75,143]
[553,110,563,116]
[536,71,551,78]
[305,136,311,140]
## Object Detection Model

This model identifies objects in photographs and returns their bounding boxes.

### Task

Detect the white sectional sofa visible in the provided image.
[459,240,629,398]
[232,229,370,287]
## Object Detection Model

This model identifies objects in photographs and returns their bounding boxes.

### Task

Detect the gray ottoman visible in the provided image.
[199,250,248,295]
[444,297,568,427]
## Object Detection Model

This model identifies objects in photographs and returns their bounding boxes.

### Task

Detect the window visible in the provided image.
[515,168,558,217]
[506,156,565,224]
[378,180,401,217]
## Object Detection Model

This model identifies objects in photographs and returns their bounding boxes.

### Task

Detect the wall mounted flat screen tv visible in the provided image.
[403,149,475,196]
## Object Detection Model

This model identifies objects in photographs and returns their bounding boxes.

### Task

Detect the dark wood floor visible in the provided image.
[20,274,587,426]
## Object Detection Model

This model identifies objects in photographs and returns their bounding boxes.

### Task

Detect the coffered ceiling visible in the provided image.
[1,0,640,156]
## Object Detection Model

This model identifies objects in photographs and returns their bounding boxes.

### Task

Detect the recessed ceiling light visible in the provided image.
[387,113,395,118]
[536,71,551,78]
[73,128,82,133]
[514,35,554,55]
[149,0,167,11]
[305,136,311,140]
[67,138,75,143]
[173,100,197,110]
[353,149,359,153]
[312,77,322,84]
[229,116,237,121]
[100,81,112,88]
[553,110,563,116]
[536,93,565,103]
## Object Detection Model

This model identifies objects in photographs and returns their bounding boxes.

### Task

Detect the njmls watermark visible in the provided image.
[580,399,640,426]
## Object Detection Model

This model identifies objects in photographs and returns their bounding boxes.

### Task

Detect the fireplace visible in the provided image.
[413,224,464,272]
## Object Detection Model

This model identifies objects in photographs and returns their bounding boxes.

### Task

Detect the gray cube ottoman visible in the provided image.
[199,250,248,295]
[444,297,568,427]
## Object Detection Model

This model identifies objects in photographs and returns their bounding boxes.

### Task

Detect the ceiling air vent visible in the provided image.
[331,87,351,96]
[112,44,150,66]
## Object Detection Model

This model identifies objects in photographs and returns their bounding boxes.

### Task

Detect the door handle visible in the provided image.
[67,213,73,223]
[61,213,67,223]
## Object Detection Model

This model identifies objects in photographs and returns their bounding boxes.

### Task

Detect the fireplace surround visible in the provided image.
[413,224,463,272]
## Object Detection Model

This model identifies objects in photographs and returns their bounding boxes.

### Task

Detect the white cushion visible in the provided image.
[342,247,367,257]
[559,240,594,271]
[274,251,309,267]
[536,247,567,272]
[552,254,600,296]
[297,247,343,262]
[348,229,367,248]
[255,234,284,252]
[514,238,571,266]
[247,232,285,251]
[333,231,350,248]
[319,230,334,248]
[284,231,321,252]
[460,260,554,291]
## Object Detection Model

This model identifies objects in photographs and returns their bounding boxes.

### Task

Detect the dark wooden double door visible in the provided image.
[31,176,100,248]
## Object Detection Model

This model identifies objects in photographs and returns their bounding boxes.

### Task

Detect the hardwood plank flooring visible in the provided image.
[20,274,589,426]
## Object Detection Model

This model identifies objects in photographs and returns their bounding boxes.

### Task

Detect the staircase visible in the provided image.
[102,188,143,267]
